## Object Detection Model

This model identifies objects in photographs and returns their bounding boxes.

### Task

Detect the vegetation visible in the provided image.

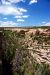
[3,30,16,61]
[1,29,50,75]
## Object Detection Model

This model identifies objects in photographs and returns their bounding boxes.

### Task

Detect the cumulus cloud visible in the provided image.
[0,20,18,27]
[3,17,7,20]
[15,16,22,18]
[29,0,37,5]
[0,0,29,27]
[17,19,24,22]
[44,22,50,26]
[22,15,29,18]
[0,5,27,15]
[15,15,29,18]
[1,0,25,5]
[8,0,25,3]
[17,8,27,13]
[42,21,46,24]
[41,22,50,26]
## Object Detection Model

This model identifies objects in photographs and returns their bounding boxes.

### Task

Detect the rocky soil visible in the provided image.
[12,28,50,66]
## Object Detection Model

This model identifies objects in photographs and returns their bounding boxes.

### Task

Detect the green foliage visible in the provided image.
[14,72,19,75]
[32,63,50,75]
[2,30,17,62]
[13,30,25,38]
[3,30,13,38]
[2,30,50,75]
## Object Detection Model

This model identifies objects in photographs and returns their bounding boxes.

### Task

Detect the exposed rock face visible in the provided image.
[26,38,50,65]
[0,27,50,75]
[12,28,50,71]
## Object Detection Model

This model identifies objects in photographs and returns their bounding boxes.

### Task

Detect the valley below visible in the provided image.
[0,27,50,75]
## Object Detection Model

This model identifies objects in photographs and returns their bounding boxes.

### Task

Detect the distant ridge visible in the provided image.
[0,26,50,30]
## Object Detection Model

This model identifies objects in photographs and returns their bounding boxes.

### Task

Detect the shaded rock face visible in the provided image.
[0,32,3,57]
[2,57,13,75]
[12,50,24,75]
[0,28,50,75]
[0,32,3,75]
[13,49,22,71]
[0,61,2,75]
[0,31,13,75]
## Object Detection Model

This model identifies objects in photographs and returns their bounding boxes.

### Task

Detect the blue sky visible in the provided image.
[0,0,50,27]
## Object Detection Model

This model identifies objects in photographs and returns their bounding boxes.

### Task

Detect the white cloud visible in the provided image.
[44,22,50,26]
[22,15,29,18]
[41,22,50,26]
[1,0,11,5]
[0,0,28,27]
[0,21,18,27]
[15,15,29,18]
[3,17,7,20]
[8,0,25,3]
[0,5,27,15]
[15,16,22,18]
[29,0,37,5]
[1,0,25,5]
[18,8,27,12]
[42,21,46,24]
[17,19,24,22]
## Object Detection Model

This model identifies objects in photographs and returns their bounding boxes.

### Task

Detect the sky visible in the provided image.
[0,0,50,27]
